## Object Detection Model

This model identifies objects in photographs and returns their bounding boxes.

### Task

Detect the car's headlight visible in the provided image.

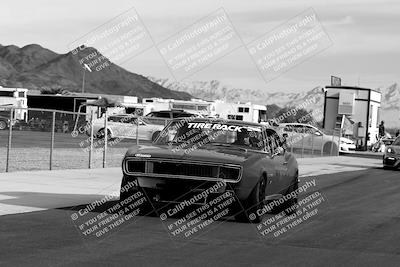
[387,147,393,154]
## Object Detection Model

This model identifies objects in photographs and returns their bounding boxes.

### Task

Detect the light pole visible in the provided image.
[81,64,92,94]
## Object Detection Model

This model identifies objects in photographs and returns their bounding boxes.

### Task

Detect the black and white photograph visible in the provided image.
[0,0,399,266]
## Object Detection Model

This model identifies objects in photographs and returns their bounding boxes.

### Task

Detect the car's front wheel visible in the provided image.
[120,176,154,216]
[236,175,267,223]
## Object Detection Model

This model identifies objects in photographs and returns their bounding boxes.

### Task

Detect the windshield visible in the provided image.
[393,136,400,146]
[155,120,265,150]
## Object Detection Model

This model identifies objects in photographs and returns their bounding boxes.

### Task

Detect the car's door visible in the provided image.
[135,118,154,140]
[287,124,304,149]
[265,128,289,195]
[107,116,125,138]
[305,125,323,151]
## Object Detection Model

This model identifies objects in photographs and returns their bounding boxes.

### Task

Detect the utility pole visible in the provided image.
[82,64,92,93]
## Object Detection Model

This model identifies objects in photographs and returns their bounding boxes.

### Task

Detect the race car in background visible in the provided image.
[91,114,164,141]
[277,123,356,155]
[144,109,201,126]
[120,118,299,223]
[383,136,400,169]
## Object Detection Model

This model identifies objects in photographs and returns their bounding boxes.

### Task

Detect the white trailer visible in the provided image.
[0,87,28,121]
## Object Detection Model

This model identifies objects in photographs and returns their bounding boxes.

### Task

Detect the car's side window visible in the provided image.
[293,125,305,133]
[305,125,315,134]
[284,125,293,132]
[157,112,171,118]
[265,129,282,153]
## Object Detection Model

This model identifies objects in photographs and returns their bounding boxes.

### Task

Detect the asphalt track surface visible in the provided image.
[1,167,399,266]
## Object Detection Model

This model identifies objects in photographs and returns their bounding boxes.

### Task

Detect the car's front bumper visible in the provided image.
[340,144,356,152]
[383,154,400,168]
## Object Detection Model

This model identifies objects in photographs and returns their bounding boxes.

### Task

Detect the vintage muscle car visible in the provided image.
[120,118,299,223]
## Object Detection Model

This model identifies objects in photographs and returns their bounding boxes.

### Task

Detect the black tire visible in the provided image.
[323,142,338,156]
[120,176,154,216]
[282,179,299,216]
[0,120,8,130]
[97,128,113,140]
[236,175,267,223]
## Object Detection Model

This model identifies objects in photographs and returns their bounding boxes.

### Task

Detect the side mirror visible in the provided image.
[152,131,160,142]
[271,146,285,158]
[314,131,322,136]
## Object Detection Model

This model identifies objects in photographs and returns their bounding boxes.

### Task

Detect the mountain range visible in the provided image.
[149,77,400,128]
[0,43,398,128]
[0,44,191,100]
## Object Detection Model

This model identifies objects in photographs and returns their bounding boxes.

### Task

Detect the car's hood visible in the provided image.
[340,137,354,144]
[125,144,258,165]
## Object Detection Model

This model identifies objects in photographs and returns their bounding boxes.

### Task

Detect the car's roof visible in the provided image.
[280,123,308,126]
[150,109,191,113]
[109,114,138,118]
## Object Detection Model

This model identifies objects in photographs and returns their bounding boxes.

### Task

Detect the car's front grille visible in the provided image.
[152,162,218,178]
[124,159,242,182]
[126,161,146,173]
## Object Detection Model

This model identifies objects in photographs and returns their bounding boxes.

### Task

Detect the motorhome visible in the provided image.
[0,87,28,121]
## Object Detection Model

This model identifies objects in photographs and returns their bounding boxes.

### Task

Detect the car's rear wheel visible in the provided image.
[97,128,113,140]
[0,120,7,130]
[236,175,267,223]
[323,142,338,156]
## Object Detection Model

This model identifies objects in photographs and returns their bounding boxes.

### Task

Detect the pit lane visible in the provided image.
[0,167,399,266]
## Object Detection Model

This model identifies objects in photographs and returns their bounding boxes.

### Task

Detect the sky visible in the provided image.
[1,0,399,93]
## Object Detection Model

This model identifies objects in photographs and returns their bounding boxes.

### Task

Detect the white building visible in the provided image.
[0,87,28,120]
[323,86,382,150]
[211,100,267,123]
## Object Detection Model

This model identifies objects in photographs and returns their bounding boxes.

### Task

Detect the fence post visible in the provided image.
[89,110,94,169]
[103,110,107,168]
[49,111,55,170]
[136,116,139,147]
[290,134,293,154]
[5,108,13,172]
[330,132,335,156]
[337,129,342,156]
[301,127,305,158]
[311,131,315,156]
[321,134,324,157]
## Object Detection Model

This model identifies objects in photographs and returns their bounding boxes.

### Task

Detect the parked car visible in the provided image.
[144,110,201,125]
[91,114,164,141]
[383,136,400,169]
[120,118,299,223]
[277,123,356,154]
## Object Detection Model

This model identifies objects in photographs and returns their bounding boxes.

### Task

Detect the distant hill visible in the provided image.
[149,77,400,128]
[148,77,325,109]
[0,44,192,100]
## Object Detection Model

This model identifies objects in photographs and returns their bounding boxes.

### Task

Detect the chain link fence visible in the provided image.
[1,108,341,172]
[0,107,153,173]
